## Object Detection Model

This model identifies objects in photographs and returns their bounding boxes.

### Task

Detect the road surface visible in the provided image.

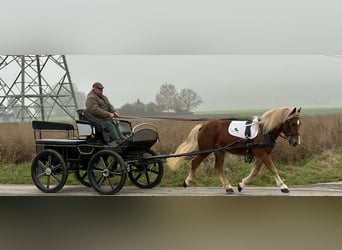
[0,182,341,196]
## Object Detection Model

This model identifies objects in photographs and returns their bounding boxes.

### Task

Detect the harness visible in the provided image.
[243,119,300,163]
[243,123,276,163]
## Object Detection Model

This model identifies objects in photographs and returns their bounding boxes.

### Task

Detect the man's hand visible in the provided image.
[108,112,119,119]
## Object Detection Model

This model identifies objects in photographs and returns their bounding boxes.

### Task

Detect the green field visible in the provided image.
[1,147,342,187]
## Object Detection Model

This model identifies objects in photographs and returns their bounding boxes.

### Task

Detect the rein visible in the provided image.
[279,133,288,140]
[119,115,212,121]
[119,115,247,122]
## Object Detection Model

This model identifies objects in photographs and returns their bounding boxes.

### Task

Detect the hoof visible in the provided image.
[281,188,290,193]
[226,188,234,194]
[183,180,187,188]
[237,184,243,192]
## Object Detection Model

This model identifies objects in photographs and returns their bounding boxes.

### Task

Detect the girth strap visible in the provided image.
[244,120,252,138]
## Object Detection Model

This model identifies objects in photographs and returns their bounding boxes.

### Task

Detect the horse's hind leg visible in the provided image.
[238,158,263,192]
[184,153,209,188]
[214,151,234,193]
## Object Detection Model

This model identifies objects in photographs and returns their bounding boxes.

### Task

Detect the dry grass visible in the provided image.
[0,123,35,163]
[149,115,342,164]
[1,115,342,164]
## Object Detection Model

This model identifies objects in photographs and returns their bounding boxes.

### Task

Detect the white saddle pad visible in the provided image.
[228,120,258,139]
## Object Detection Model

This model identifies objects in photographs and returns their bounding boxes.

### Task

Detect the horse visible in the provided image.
[167,107,301,193]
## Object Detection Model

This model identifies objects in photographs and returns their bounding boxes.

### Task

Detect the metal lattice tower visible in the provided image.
[0,55,78,122]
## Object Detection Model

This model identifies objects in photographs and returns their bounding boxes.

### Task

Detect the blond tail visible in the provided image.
[167,124,203,170]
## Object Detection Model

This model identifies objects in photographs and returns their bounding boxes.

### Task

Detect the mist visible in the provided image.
[67,55,342,111]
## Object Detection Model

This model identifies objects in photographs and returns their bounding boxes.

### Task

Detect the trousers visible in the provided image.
[99,120,126,142]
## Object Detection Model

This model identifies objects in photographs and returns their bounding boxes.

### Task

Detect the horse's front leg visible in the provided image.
[260,155,289,193]
[238,158,263,192]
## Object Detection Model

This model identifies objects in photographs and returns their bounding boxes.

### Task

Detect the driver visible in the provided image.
[85,82,125,146]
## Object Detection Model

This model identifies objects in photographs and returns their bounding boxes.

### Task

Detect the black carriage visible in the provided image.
[31,114,164,195]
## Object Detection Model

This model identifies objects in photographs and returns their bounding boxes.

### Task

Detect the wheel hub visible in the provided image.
[103,168,110,177]
[45,167,52,175]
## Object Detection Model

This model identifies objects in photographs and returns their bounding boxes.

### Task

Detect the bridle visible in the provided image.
[279,117,300,143]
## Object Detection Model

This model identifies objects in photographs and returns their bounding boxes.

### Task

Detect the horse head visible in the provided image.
[281,107,301,147]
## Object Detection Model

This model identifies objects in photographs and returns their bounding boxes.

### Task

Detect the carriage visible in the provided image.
[31,111,164,195]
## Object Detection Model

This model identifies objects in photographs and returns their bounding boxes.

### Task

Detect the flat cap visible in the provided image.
[92,82,104,89]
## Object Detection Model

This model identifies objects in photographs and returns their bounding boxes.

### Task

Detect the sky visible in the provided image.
[66,55,342,111]
[1,0,342,111]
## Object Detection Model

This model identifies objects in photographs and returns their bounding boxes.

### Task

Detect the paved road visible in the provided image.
[0,182,341,196]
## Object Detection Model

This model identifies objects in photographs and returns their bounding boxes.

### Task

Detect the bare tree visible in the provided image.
[178,88,203,111]
[155,83,178,112]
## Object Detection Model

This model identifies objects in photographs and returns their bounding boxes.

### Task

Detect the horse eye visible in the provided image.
[291,119,299,126]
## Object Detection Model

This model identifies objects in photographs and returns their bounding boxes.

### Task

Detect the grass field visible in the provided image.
[1,147,342,187]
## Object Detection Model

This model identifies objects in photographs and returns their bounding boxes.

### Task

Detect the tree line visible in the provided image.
[119,83,202,115]
[0,83,202,120]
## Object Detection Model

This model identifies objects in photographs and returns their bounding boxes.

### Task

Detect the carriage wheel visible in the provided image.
[87,150,127,195]
[128,149,164,189]
[75,168,91,187]
[31,149,68,193]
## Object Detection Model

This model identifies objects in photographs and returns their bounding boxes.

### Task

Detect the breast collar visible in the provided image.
[257,123,276,148]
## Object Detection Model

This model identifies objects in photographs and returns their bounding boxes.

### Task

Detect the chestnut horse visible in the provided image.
[167,107,301,193]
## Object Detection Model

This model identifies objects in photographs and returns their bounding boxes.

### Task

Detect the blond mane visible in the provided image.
[260,107,299,133]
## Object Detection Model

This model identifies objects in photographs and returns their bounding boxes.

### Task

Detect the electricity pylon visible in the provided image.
[0,55,78,122]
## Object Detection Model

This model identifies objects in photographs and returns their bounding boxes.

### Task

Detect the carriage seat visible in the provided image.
[32,120,75,139]
[76,109,133,144]
[32,120,87,145]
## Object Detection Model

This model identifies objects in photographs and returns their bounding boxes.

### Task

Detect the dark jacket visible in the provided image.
[86,90,115,120]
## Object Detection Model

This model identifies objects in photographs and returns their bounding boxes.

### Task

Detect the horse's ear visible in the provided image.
[290,107,296,115]
[297,107,301,113]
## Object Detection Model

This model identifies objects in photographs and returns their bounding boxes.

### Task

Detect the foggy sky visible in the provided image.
[2,1,342,111]
[3,1,342,55]
[67,55,342,111]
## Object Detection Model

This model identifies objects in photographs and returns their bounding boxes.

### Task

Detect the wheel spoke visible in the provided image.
[107,177,115,189]
[37,172,47,178]
[134,173,142,181]
[145,173,151,184]
[107,158,116,169]
[47,155,52,168]
[51,173,62,183]
[47,175,50,188]
[80,171,87,179]
[37,160,47,171]
[97,175,106,186]
[92,167,104,174]
[99,156,107,168]
[109,169,123,177]
[51,163,62,171]
[149,168,160,174]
